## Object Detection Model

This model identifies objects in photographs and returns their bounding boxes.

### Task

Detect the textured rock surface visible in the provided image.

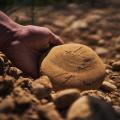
[67,96,117,120]
[52,89,80,109]
[41,44,106,90]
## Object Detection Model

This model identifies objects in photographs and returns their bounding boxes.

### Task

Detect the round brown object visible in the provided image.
[41,44,106,90]
[67,96,117,120]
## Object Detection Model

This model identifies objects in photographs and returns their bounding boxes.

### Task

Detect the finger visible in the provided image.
[49,33,64,46]
[54,35,64,45]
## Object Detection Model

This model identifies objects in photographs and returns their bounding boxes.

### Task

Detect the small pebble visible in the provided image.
[113,105,120,114]
[0,96,15,112]
[104,32,113,39]
[112,61,120,71]
[12,87,35,109]
[7,67,23,79]
[40,98,49,105]
[105,69,112,74]
[115,45,120,52]
[52,89,80,109]
[95,47,109,57]
[0,76,14,96]
[100,81,117,92]
[67,96,117,120]
[98,39,106,46]
[70,20,88,29]
[38,103,64,120]
[87,34,101,45]
[31,76,52,99]
[15,77,32,89]
[22,109,39,120]
[106,78,116,84]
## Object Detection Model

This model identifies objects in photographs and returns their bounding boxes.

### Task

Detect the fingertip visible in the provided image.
[49,31,64,46]
[53,35,64,46]
[58,37,64,45]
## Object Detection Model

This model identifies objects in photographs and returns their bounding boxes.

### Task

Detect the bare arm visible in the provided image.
[0,11,21,50]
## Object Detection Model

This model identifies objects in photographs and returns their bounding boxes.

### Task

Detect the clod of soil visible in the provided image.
[0,96,15,112]
[41,43,106,90]
[38,103,64,120]
[11,87,37,111]
[31,76,52,99]
[7,67,23,79]
[67,96,117,120]
[0,76,14,96]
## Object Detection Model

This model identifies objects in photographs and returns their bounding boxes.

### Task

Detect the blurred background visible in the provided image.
[0,0,120,62]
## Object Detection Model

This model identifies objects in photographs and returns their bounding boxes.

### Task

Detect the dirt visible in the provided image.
[0,2,120,120]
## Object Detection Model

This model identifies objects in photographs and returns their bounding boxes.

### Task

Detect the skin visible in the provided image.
[0,11,64,78]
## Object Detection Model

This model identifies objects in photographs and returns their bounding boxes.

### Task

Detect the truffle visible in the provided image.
[41,44,106,90]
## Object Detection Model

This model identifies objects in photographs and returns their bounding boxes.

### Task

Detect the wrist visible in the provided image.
[0,22,23,51]
[0,11,23,51]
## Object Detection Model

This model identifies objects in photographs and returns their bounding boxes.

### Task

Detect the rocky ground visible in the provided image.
[0,2,120,120]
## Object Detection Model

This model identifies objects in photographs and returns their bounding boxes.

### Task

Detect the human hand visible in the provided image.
[2,25,64,78]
